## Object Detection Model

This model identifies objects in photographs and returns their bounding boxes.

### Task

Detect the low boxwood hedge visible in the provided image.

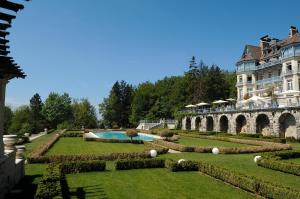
[115,159,165,170]
[166,159,300,199]
[84,137,144,144]
[256,151,300,176]
[27,152,151,164]
[165,159,198,172]
[35,164,63,199]
[35,160,106,199]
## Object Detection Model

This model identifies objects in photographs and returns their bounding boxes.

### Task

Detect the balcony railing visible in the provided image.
[256,59,281,70]
[256,76,281,85]
[281,70,300,77]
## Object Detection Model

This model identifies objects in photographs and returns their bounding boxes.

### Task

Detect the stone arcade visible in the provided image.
[182,108,300,138]
[0,1,29,198]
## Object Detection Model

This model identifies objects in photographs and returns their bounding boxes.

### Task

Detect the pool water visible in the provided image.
[94,131,159,141]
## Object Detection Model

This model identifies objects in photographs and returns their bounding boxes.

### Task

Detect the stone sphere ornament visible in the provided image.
[212,147,220,155]
[150,149,157,158]
[254,155,262,163]
[178,159,186,164]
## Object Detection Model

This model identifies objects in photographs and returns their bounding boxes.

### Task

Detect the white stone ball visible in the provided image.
[212,147,219,155]
[178,159,186,164]
[150,149,157,158]
[254,155,262,163]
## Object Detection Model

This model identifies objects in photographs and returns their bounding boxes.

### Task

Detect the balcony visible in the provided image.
[281,69,300,77]
[256,59,281,70]
[256,76,281,85]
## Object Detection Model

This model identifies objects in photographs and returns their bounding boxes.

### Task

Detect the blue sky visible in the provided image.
[5,0,300,110]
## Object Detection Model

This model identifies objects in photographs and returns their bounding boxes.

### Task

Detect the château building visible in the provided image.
[236,26,300,107]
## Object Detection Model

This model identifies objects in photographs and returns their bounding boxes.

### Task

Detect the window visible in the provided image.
[239,76,242,83]
[268,72,272,78]
[287,80,293,90]
[239,88,243,100]
[247,76,252,83]
[278,69,281,76]
[287,63,292,71]
[247,88,253,97]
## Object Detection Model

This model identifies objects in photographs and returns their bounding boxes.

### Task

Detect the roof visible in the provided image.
[280,33,300,47]
[0,0,28,80]
[238,45,261,63]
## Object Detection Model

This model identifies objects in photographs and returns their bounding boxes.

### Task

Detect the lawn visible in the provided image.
[177,136,251,148]
[25,131,58,156]
[161,149,300,190]
[46,137,146,155]
[66,169,255,199]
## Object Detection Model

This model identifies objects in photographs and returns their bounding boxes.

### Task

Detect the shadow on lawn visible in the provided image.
[63,177,109,199]
[4,174,42,199]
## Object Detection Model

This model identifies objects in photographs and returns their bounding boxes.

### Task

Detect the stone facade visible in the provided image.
[182,108,300,138]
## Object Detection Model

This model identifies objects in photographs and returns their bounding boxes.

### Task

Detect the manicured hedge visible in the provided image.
[144,141,169,154]
[256,151,300,176]
[167,159,300,199]
[165,159,198,172]
[35,164,63,199]
[61,160,106,174]
[27,152,151,164]
[29,130,66,158]
[115,159,165,170]
[35,160,107,199]
[84,137,144,144]
[60,131,83,137]
[257,158,300,176]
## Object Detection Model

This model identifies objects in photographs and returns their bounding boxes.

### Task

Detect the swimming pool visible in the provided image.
[94,131,161,141]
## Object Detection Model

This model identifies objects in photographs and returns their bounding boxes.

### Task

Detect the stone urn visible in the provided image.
[3,135,17,151]
[15,145,26,159]
[24,133,30,137]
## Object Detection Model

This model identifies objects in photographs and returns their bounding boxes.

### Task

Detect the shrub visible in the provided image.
[165,159,198,172]
[159,130,174,140]
[154,140,195,152]
[126,129,138,142]
[143,141,169,154]
[61,160,106,174]
[60,131,83,137]
[35,164,63,199]
[257,158,300,176]
[115,159,165,170]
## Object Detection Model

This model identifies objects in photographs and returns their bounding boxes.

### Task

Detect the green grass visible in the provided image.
[66,169,255,199]
[161,150,300,190]
[283,157,300,164]
[177,136,251,148]
[46,137,146,155]
[25,131,58,156]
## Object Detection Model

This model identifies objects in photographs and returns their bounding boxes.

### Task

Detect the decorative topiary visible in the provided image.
[159,130,174,141]
[126,129,138,142]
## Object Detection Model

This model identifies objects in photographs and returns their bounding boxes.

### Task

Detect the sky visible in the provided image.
[5,0,300,110]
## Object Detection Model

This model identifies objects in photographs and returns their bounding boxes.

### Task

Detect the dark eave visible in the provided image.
[0,0,24,12]
[0,12,16,24]
[0,23,11,30]
[0,30,9,37]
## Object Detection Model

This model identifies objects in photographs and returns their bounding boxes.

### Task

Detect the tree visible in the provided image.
[72,98,98,129]
[42,92,73,128]
[4,106,13,134]
[99,81,133,128]
[159,129,174,141]
[126,129,138,142]
[8,105,32,136]
[29,93,45,133]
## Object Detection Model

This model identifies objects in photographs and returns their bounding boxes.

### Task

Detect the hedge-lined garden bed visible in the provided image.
[155,134,291,154]
[257,151,300,176]
[115,159,165,170]
[166,159,300,199]
[35,160,106,199]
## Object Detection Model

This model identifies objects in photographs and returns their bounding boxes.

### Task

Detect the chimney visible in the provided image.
[259,35,270,58]
[289,26,298,38]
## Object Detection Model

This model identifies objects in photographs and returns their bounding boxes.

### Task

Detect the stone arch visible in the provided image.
[256,114,270,135]
[236,114,247,134]
[219,115,229,133]
[278,113,296,138]
[206,116,214,131]
[195,117,201,130]
[186,117,191,130]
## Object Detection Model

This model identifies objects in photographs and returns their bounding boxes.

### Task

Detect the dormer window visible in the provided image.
[287,63,292,71]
